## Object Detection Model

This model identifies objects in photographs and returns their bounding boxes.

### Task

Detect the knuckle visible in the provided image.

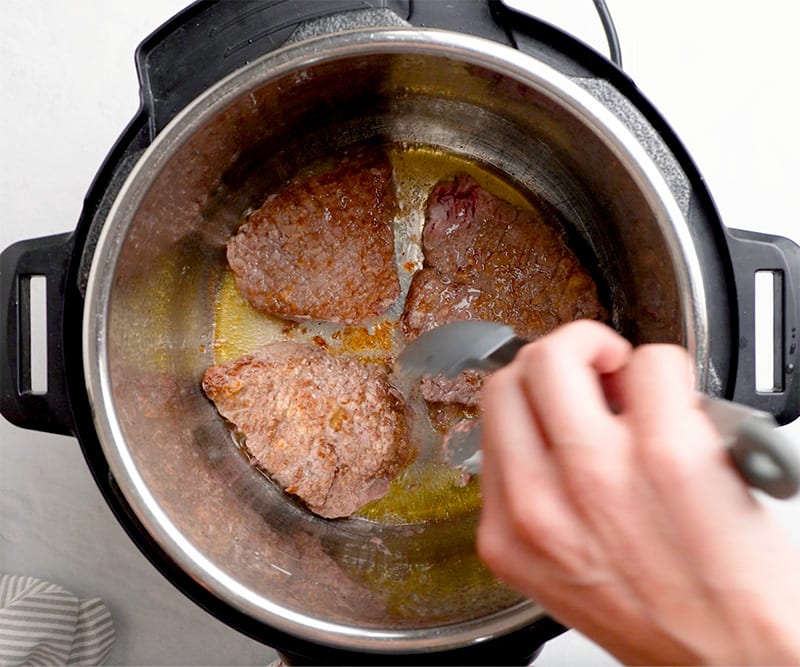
[514,335,566,377]
[558,318,616,347]
[629,343,693,384]
[515,337,551,367]
[639,434,703,488]
[558,424,631,486]
[568,454,624,498]
[505,491,562,545]
[562,318,606,335]
[566,464,631,522]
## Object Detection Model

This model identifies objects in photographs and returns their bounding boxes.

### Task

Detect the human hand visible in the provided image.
[477,320,800,665]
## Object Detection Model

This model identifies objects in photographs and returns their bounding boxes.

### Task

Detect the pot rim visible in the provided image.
[82,26,707,652]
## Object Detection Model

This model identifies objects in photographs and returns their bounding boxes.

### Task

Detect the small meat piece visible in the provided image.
[202,342,414,518]
[227,150,400,324]
[420,369,486,407]
[403,175,606,404]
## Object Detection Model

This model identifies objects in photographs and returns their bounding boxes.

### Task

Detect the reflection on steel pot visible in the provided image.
[2,2,800,664]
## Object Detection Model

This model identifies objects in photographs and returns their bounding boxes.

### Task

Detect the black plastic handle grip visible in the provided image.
[136,0,412,137]
[725,228,800,425]
[0,233,75,435]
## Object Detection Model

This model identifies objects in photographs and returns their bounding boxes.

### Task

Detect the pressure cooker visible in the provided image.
[3,1,799,664]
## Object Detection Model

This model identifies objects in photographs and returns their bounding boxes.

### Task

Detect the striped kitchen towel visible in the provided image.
[0,575,114,666]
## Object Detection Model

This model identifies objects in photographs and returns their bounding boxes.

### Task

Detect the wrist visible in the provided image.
[714,580,800,665]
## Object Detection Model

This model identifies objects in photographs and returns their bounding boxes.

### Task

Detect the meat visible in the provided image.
[421,369,485,407]
[403,175,606,404]
[202,341,413,519]
[227,149,400,324]
[403,174,606,339]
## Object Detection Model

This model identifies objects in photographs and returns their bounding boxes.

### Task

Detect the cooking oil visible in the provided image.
[354,462,481,524]
[212,270,292,364]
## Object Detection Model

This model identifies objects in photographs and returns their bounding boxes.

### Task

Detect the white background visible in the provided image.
[2,1,800,664]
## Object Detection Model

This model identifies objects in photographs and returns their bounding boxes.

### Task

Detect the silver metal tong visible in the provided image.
[398,320,800,500]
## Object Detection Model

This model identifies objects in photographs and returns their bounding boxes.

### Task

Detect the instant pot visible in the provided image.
[3,1,800,664]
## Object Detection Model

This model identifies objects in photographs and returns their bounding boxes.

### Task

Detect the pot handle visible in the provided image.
[0,233,75,435]
[726,228,800,425]
[135,0,413,136]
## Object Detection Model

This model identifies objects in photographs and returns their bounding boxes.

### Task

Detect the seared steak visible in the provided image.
[202,342,413,518]
[227,149,400,324]
[403,175,606,404]
[420,369,485,407]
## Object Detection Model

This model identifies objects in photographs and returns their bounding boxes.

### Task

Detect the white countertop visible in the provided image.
[2,1,800,664]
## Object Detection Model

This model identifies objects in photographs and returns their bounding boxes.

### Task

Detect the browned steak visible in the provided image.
[420,369,485,407]
[227,150,400,324]
[403,175,606,404]
[202,342,413,518]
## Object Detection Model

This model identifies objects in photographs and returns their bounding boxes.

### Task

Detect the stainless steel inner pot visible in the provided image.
[82,28,707,653]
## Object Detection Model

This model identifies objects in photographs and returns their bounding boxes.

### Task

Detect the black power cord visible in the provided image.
[592,0,623,67]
